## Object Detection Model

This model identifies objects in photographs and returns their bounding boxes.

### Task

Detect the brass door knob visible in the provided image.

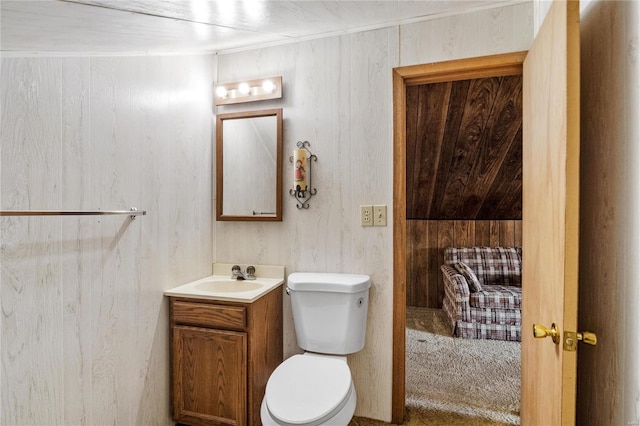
[533,323,560,344]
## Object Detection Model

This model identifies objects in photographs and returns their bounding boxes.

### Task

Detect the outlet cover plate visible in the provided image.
[361,205,373,226]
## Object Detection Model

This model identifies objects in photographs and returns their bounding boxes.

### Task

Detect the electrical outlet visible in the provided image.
[360,205,373,227]
[373,205,387,226]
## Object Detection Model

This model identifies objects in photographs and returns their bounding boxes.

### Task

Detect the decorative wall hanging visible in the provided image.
[289,141,317,209]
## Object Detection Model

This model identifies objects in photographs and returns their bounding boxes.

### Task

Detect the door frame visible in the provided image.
[391,51,528,424]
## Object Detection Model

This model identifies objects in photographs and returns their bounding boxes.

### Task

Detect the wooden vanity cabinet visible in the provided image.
[170,286,283,426]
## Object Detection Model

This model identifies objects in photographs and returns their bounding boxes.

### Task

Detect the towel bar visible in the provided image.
[0,208,146,219]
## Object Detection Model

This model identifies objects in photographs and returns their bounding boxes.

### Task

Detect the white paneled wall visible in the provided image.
[215,3,532,421]
[215,29,398,420]
[1,55,215,425]
[400,1,532,65]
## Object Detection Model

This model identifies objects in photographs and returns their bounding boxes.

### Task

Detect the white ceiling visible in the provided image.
[1,0,520,55]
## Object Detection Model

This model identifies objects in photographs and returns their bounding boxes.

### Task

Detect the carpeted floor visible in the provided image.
[351,308,521,425]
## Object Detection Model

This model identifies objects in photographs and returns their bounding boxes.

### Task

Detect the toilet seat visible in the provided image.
[265,354,353,425]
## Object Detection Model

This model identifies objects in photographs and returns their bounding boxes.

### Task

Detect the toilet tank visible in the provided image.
[287,272,371,355]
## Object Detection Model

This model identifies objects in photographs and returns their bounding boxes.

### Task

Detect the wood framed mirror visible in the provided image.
[216,108,283,221]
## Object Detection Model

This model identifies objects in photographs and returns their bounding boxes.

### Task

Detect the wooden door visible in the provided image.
[173,325,247,426]
[521,1,580,425]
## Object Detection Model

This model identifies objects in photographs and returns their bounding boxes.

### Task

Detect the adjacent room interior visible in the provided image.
[403,66,523,424]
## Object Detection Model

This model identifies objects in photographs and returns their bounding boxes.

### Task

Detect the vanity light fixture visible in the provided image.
[215,76,283,106]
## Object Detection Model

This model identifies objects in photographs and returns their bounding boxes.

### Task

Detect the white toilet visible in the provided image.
[261,272,371,426]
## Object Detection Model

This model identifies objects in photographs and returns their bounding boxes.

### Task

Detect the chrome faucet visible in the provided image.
[231,265,256,280]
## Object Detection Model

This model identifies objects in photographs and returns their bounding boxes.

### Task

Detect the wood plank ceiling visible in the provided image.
[406,75,523,220]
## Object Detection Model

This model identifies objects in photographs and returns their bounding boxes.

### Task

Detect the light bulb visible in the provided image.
[262,80,275,93]
[215,86,228,98]
[238,83,250,95]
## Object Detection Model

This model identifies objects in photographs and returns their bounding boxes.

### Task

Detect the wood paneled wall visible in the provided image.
[406,219,522,308]
[406,76,523,220]
[405,74,523,309]
[578,1,640,424]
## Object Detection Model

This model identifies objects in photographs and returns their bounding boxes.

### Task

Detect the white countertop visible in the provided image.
[164,263,285,303]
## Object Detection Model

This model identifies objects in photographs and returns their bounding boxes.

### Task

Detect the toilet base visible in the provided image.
[260,385,356,426]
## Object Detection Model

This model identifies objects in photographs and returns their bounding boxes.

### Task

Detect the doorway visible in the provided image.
[391,52,527,424]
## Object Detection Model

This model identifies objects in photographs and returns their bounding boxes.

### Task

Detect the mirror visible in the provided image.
[216,108,283,221]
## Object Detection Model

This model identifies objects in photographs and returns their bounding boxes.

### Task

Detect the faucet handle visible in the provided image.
[245,265,256,279]
[231,265,242,278]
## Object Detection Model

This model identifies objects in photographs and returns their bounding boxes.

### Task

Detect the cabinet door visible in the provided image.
[173,325,247,426]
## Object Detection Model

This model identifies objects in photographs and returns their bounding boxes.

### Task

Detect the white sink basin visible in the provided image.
[164,263,285,303]
[194,280,263,293]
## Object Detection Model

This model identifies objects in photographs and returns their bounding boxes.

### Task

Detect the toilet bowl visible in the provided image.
[260,353,356,426]
[261,272,370,426]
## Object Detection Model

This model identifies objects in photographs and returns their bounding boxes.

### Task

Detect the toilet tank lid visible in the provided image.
[287,272,371,293]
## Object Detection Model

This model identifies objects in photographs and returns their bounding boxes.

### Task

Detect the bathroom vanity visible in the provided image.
[165,265,284,426]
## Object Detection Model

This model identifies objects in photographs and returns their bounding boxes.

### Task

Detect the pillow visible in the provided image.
[453,262,483,292]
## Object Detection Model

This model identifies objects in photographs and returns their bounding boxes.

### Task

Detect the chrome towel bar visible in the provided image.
[0,208,146,219]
